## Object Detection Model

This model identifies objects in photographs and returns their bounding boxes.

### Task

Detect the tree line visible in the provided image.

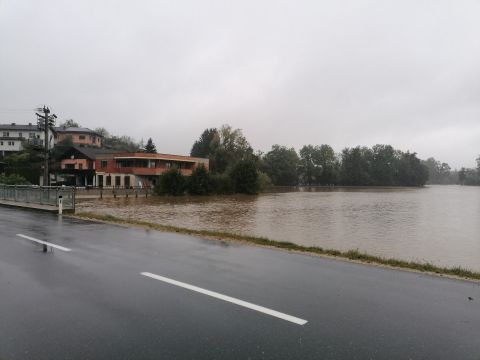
[458,157,480,185]
[157,125,433,196]
[422,156,480,186]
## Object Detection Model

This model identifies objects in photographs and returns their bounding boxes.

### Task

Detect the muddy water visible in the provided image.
[78,185,480,271]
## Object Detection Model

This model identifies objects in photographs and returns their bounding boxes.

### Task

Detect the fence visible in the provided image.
[0,185,75,211]
[75,186,152,199]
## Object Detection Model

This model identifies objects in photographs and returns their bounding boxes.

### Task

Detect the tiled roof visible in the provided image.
[54,127,103,136]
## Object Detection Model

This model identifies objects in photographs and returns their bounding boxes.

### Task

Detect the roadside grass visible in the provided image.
[74,211,480,282]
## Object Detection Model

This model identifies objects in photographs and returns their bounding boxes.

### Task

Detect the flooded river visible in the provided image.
[78,185,480,271]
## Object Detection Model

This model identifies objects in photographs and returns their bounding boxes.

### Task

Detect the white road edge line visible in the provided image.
[16,234,72,252]
[141,272,308,326]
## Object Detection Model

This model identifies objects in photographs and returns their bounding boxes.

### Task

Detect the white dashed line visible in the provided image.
[16,234,72,252]
[141,272,308,325]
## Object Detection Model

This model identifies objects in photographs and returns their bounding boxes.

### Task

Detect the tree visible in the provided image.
[297,145,339,185]
[192,124,254,174]
[340,147,373,186]
[190,128,218,158]
[370,144,397,186]
[0,173,30,185]
[262,145,299,186]
[103,135,141,152]
[422,157,455,184]
[94,127,109,137]
[144,138,157,153]
[187,165,212,195]
[2,144,43,184]
[395,152,429,186]
[229,158,259,194]
[155,168,186,195]
[59,119,80,128]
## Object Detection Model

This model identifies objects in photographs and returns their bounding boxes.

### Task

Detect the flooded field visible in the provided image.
[78,185,480,271]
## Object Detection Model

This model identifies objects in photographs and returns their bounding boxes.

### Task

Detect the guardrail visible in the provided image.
[0,184,75,211]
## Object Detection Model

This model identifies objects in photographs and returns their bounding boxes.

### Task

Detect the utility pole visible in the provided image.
[35,106,57,253]
[35,106,57,186]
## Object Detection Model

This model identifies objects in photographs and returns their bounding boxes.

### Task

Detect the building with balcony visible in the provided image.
[54,126,103,147]
[0,123,55,157]
[56,147,209,188]
[56,146,117,186]
[95,152,209,188]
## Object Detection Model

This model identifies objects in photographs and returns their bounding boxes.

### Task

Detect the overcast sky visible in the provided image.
[1,0,479,168]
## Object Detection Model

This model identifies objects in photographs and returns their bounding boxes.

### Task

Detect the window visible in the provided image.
[106,176,111,186]
[166,162,171,168]
[18,132,23,138]
[115,176,121,187]
[0,141,3,146]
[8,141,14,146]
[79,163,83,170]
[65,164,75,169]
[79,135,85,140]
[100,160,108,168]
[29,133,35,139]
[124,176,131,188]
[3,132,9,137]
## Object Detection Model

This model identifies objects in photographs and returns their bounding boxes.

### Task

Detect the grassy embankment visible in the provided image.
[74,211,480,282]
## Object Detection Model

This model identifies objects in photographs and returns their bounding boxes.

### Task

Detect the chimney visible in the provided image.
[11,123,15,125]
[28,122,32,126]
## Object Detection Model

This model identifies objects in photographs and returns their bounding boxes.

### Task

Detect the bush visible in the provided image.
[210,173,233,194]
[0,173,30,185]
[155,168,186,195]
[187,165,212,195]
[257,171,272,192]
[229,159,259,194]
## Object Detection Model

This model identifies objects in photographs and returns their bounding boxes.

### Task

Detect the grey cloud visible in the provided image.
[1,0,479,168]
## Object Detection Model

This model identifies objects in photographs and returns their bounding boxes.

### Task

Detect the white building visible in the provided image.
[0,123,55,157]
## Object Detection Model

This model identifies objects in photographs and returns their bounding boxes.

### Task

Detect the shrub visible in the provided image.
[229,159,259,194]
[155,168,186,195]
[0,173,30,185]
[257,171,272,192]
[187,165,212,195]
[210,173,233,194]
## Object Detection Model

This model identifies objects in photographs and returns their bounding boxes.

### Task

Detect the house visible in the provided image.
[54,127,103,147]
[95,152,209,188]
[0,123,55,157]
[56,146,117,186]
[56,147,209,188]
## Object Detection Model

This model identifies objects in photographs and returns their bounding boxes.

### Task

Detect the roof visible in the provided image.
[0,123,47,131]
[54,127,103,136]
[107,152,209,163]
[59,145,118,160]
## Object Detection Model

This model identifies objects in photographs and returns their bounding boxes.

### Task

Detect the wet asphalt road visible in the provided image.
[0,207,479,360]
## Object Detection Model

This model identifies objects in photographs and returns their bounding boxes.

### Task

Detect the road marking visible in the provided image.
[16,234,72,252]
[141,272,308,326]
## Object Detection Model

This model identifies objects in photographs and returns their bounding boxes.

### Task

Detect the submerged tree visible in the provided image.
[155,168,186,195]
[262,145,299,186]
[187,165,212,195]
[229,158,259,194]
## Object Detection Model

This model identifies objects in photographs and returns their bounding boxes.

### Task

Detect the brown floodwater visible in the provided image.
[78,185,480,271]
